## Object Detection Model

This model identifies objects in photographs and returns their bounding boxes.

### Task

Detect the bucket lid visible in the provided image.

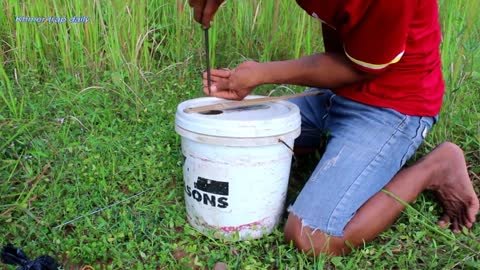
[175,96,301,138]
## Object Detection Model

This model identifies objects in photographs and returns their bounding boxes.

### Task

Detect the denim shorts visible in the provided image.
[288,89,436,237]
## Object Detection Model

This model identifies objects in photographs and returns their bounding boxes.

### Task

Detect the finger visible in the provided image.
[202,82,242,100]
[466,199,479,224]
[460,205,471,229]
[203,78,230,90]
[202,83,216,95]
[202,0,223,27]
[465,222,473,230]
[202,75,227,84]
[451,219,460,234]
[467,210,477,224]
[189,0,207,23]
[448,212,461,233]
[203,85,215,96]
[212,68,231,77]
[209,89,242,100]
[203,69,231,79]
[437,214,450,229]
[459,204,474,229]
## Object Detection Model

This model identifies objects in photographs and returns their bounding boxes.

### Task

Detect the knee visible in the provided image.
[284,214,352,257]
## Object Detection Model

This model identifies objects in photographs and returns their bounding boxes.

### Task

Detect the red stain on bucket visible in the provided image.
[219,218,267,233]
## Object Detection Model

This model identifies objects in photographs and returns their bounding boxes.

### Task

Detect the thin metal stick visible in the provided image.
[204,27,211,95]
[53,188,153,229]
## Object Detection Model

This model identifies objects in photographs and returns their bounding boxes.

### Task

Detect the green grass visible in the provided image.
[1,0,479,269]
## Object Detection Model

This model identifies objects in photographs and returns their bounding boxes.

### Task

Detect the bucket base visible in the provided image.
[187,212,280,240]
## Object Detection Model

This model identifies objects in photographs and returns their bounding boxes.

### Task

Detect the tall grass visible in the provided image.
[434,0,480,149]
[0,0,478,136]
[0,1,319,75]
[439,0,479,88]
[1,0,477,74]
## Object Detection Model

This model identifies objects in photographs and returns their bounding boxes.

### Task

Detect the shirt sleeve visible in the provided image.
[341,0,417,73]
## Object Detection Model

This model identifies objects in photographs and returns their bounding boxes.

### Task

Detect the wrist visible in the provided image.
[255,62,273,85]
[257,61,295,85]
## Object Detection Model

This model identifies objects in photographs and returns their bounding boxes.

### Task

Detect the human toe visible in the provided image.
[437,215,450,229]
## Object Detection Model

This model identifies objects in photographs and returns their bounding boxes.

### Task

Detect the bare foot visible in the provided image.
[424,142,479,233]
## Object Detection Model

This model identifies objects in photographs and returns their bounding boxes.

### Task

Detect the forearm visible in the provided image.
[256,52,371,89]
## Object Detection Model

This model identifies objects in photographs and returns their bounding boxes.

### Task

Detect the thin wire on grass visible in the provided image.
[53,187,153,229]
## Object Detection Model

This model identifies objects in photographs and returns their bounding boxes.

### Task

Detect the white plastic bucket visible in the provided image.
[175,96,301,240]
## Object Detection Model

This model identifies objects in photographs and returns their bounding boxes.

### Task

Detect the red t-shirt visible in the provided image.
[296,0,444,116]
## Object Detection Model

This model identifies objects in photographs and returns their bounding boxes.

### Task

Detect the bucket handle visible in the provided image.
[278,139,295,156]
[279,139,298,169]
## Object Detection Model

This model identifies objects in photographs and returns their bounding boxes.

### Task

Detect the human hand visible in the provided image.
[203,61,261,100]
[188,0,225,28]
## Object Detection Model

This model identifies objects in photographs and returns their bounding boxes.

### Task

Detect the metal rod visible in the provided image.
[204,28,211,95]
[53,188,153,229]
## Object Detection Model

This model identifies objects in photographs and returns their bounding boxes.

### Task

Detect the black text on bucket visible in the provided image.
[185,177,229,208]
